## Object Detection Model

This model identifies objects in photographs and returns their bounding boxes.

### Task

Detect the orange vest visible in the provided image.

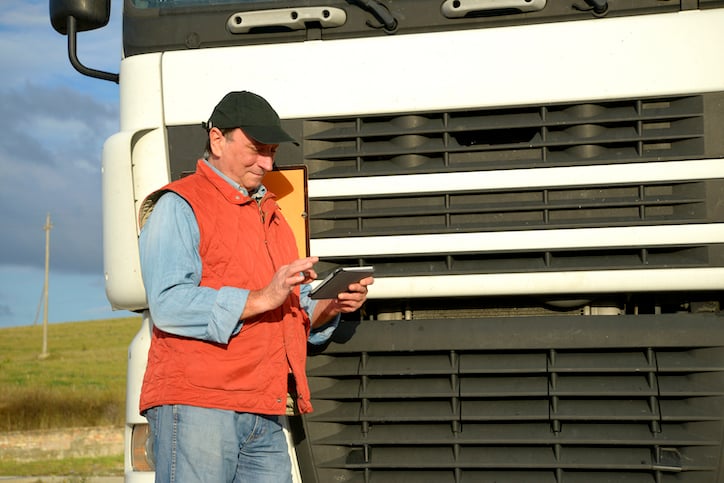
[139,160,313,415]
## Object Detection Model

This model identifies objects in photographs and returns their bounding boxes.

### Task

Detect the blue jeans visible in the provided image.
[145,405,292,483]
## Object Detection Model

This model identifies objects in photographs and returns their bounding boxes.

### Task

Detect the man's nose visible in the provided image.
[258,154,274,171]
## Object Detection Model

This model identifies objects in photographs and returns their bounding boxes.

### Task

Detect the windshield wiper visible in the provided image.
[347,0,398,33]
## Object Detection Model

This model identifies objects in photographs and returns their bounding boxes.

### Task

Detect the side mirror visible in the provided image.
[50,0,111,35]
[48,0,119,83]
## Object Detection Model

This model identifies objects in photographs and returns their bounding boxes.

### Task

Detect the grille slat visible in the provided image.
[304,96,705,177]
[548,400,658,422]
[311,422,722,446]
[309,180,716,238]
[309,136,608,161]
[317,244,723,279]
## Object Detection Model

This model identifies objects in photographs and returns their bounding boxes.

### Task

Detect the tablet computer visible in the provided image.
[309,266,374,299]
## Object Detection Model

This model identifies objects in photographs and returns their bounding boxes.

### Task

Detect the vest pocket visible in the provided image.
[185,339,285,392]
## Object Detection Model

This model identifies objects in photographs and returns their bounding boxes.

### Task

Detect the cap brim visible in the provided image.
[243,126,298,145]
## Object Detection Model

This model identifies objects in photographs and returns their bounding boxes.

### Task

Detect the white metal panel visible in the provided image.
[310,223,724,257]
[125,315,151,424]
[124,466,155,483]
[119,53,164,131]
[124,315,152,478]
[308,159,724,198]
[131,128,172,221]
[365,267,724,298]
[157,9,724,125]
[102,131,147,310]
[103,128,170,311]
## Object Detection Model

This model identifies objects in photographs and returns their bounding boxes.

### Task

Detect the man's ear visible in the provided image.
[208,127,226,157]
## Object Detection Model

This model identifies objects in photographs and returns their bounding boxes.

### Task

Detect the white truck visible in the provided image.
[51,0,724,481]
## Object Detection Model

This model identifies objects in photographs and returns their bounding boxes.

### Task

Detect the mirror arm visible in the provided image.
[66,15,119,84]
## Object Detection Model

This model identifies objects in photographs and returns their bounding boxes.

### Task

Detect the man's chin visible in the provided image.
[242,176,264,191]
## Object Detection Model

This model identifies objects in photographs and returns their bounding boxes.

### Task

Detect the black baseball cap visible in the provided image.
[204,91,297,144]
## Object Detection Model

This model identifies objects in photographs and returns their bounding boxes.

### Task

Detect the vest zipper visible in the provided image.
[259,195,278,271]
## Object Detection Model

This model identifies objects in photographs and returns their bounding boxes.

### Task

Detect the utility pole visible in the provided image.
[39,213,52,360]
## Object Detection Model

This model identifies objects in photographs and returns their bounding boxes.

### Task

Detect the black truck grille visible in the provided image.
[301,93,724,278]
[303,95,707,179]
[309,180,722,238]
[298,314,724,482]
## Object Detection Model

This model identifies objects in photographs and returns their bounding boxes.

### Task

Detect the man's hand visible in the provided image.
[311,275,374,328]
[243,256,319,319]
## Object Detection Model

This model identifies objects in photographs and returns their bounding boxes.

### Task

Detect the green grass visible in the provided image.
[0,317,140,431]
[0,317,141,478]
[0,454,124,478]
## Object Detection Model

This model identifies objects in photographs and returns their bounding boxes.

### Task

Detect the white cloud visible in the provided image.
[0,1,120,277]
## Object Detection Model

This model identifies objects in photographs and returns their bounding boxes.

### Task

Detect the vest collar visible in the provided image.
[196,159,268,205]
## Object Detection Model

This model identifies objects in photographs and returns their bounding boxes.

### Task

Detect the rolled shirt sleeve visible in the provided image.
[139,192,247,344]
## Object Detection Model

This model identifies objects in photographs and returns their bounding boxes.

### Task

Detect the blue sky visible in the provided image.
[0,1,134,327]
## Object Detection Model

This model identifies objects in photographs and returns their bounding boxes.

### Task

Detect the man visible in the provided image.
[137,91,373,483]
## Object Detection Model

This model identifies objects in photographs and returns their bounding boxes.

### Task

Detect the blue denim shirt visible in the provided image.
[138,161,338,345]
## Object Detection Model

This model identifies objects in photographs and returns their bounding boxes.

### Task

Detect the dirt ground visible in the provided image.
[0,426,122,463]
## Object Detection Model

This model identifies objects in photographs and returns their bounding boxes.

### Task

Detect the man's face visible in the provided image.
[209,127,278,192]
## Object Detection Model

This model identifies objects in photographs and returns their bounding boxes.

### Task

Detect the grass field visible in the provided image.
[0,317,141,477]
[0,317,141,431]
[0,454,125,478]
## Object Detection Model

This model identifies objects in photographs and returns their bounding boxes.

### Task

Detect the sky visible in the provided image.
[0,1,133,327]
